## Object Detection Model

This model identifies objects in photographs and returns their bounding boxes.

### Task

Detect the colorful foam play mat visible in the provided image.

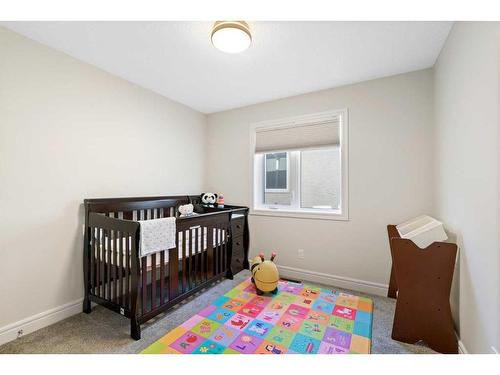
[141,278,373,354]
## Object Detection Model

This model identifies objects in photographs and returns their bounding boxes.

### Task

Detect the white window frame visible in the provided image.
[264,152,290,193]
[249,109,349,221]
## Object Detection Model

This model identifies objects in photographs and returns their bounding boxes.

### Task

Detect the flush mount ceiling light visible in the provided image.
[211,21,252,54]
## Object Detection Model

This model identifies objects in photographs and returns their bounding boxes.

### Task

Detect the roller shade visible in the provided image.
[255,119,340,153]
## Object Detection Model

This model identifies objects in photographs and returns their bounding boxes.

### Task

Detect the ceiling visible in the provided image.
[2,21,452,113]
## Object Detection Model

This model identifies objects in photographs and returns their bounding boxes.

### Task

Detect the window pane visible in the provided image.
[264,152,291,205]
[300,148,340,209]
[265,152,287,190]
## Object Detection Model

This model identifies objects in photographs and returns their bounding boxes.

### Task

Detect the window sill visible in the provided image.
[250,208,349,221]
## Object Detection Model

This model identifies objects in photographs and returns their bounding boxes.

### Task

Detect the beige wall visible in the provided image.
[434,22,500,354]
[206,69,435,293]
[0,27,206,329]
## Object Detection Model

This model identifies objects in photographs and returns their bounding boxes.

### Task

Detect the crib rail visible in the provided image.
[84,213,140,319]
[83,197,233,340]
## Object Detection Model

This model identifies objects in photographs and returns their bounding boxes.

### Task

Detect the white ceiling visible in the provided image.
[2,21,452,113]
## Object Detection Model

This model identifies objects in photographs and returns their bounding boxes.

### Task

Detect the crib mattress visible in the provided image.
[96,227,226,268]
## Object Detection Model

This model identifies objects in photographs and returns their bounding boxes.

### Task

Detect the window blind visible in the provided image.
[255,119,340,153]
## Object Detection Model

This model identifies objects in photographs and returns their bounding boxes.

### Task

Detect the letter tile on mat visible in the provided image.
[281,284,303,295]
[299,321,326,340]
[256,309,283,325]
[323,327,352,349]
[209,326,240,346]
[191,319,221,338]
[285,303,309,319]
[332,305,357,320]
[266,300,290,313]
[289,333,321,354]
[248,295,272,308]
[318,342,349,354]
[192,340,226,354]
[221,298,246,312]
[312,299,335,314]
[207,307,235,324]
[277,313,302,332]
[224,288,242,299]
[229,333,263,353]
[267,326,296,347]
[305,310,330,326]
[244,319,273,339]
[211,295,231,307]
[141,277,373,354]
[239,303,264,318]
[234,290,256,302]
[329,316,355,333]
[336,294,359,309]
[157,326,187,345]
[169,332,205,354]
[295,296,316,308]
[224,313,253,331]
[349,335,371,354]
[255,341,288,354]
[357,297,374,313]
[274,292,297,304]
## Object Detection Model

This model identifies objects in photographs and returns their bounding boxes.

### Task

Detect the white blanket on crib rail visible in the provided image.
[138,217,176,257]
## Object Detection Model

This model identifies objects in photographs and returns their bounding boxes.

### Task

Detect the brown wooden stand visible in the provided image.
[387,225,458,354]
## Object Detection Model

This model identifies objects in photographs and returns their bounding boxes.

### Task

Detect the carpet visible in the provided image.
[141,277,373,354]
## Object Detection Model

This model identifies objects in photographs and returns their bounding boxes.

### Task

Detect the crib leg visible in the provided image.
[82,298,91,314]
[225,268,234,280]
[131,318,141,340]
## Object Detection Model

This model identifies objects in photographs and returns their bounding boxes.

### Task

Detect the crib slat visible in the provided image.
[214,227,219,275]
[160,251,165,304]
[169,247,179,298]
[220,228,224,276]
[204,227,208,282]
[207,226,214,279]
[188,229,194,290]
[95,227,99,296]
[182,230,187,292]
[113,230,118,303]
[97,228,106,298]
[106,229,111,300]
[223,227,229,272]
[194,227,199,287]
[100,228,105,298]
[151,253,157,309]
[91,227,95,295]
[142,257,148,314]
[219,228,223,276]
[126,232,131,309]
[117,230,122,305]
[219,227,223,274]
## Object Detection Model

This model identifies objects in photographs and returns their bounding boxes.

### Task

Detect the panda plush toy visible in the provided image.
[200,192,218,207]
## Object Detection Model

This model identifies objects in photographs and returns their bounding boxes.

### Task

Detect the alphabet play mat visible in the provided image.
[141,278,373,354]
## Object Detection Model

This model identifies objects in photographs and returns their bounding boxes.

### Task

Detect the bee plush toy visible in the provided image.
[251,252,279,295]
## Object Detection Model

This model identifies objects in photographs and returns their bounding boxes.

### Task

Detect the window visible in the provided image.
[251,109,348,220]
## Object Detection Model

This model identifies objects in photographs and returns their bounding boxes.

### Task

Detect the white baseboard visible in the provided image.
[0,298,83,347]
[276,265,389,297]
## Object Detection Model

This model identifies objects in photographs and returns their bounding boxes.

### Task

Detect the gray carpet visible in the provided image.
[0,270,435,354]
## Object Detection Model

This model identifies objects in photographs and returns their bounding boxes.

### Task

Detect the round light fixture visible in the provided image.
[211,21,251,54]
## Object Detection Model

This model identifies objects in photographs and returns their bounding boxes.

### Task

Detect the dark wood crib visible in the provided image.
[82,195,249,340]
